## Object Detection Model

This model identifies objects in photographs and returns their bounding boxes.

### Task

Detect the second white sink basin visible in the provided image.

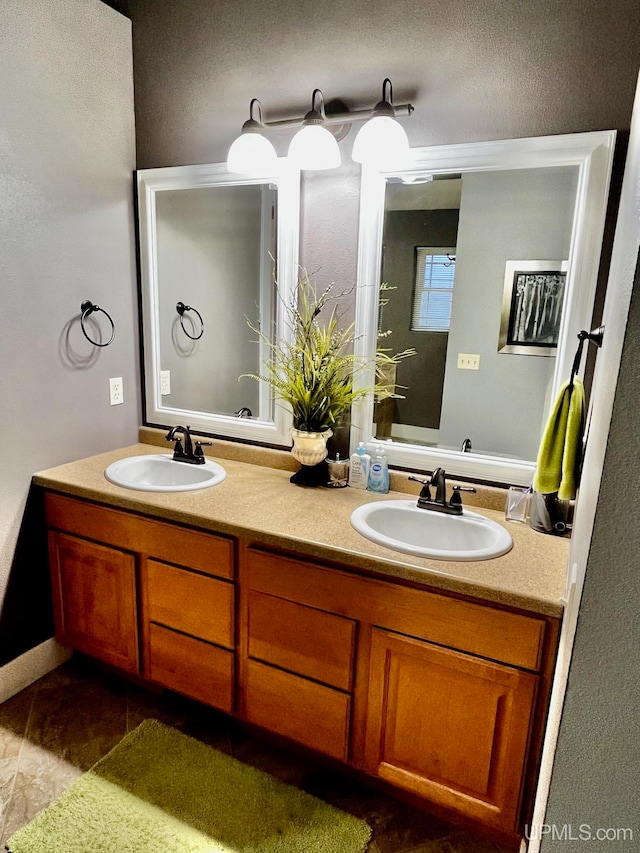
[105,454,226,492]
[350,499,513,561]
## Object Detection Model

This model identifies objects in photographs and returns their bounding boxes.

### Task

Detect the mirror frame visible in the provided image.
[351,131,616,484]
[137,160,300,446]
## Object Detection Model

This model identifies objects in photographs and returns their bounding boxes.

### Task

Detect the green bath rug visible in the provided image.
[7,718,371,853]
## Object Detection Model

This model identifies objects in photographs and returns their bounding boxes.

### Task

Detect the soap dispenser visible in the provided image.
[348,442,371,489]
[367,446,389,494]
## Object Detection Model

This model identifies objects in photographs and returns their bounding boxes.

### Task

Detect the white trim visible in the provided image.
[352,131,616,485]
[0,639,71,704]
[527,77,640,853]
[137,160,300,447]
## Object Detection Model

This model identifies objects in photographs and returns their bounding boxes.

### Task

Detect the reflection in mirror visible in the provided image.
[353,132,616,484]
[137,162,300,446]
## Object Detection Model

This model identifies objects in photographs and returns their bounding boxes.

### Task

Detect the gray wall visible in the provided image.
[439,167,577,460]
[0,0,138,665]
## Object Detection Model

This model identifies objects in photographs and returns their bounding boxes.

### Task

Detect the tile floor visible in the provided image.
[0,656,508,852]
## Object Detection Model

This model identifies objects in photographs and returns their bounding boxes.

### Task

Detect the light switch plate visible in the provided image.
[160,370,171,395]
[457,353,480,370]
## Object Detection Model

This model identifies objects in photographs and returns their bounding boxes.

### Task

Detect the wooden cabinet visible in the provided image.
[45,492,235,712]
[241,546,555,839]
[365,628,538,831]
[44,492,559,844]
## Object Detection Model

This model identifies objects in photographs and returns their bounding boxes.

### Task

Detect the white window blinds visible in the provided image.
[411,248,456,332]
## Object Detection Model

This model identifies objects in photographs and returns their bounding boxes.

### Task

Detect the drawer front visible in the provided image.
[248,590,355,691]
[148,623,234,712]
[245,660,350,762]
[146,560,234,648]
[45,493,234,580]
[247,547,546,671]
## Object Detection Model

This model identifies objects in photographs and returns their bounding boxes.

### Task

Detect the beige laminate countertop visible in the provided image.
[33,443,569,618]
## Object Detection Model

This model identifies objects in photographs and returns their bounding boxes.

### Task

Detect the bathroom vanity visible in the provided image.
[35,443,569,849]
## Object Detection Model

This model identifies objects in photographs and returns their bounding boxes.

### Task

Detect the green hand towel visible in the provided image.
[533,377,585,501]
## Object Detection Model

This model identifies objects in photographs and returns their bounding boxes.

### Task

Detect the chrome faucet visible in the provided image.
[165,425,212,465]
[409,469,476,515]
[461,438,472,452]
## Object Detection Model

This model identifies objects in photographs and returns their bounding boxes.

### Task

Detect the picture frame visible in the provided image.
[498,260,568,356]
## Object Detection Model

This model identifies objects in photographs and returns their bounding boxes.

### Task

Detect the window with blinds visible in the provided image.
[411,248,456,332]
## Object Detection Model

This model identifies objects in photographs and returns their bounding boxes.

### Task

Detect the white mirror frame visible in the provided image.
[137,160,300,446]
[351,131,616,485]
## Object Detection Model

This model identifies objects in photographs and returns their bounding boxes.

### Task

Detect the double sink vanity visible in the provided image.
[34,434,569,849]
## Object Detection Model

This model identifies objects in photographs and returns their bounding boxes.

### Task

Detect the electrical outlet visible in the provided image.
[160,370,171,396]
[457,353,480,370]
[109,377,124,405]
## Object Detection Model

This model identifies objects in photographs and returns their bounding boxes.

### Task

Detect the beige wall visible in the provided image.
[0,0,138,664]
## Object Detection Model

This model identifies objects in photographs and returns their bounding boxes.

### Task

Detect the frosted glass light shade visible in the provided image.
[352,116,410,170]
[227,132,278,175]
[287,125,341,171]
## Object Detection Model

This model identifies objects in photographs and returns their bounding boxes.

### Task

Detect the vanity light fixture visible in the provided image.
[227,99,279,175]
[226,80,413,174]
[352,78,411,169]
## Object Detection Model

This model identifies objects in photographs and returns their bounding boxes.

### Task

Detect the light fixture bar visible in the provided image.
[260,102,414,131]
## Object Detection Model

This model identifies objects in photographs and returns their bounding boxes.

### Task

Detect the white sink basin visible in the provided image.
[105,454,226,492]
[350,499,513,561]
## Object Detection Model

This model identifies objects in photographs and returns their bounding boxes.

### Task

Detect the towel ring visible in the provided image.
[80,301,115,347]
[176,301,204,340]
[570,325,605,385]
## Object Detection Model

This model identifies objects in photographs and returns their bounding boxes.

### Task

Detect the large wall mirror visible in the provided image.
[352,132,616,484]
[137,161,300,445]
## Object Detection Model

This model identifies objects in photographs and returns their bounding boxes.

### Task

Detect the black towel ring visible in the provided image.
[570,325,605,386]
[176,301,204,340]
[80,301,115,347]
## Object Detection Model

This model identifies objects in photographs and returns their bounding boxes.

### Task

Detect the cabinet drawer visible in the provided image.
[148,623,234,712]
[248,590,355,690]
[146,560,233,648]
[244,660,350,761]
[247,547,546,671]
[45,493,234,580]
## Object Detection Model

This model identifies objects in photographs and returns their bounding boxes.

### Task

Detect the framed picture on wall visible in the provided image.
[498,260,568,356]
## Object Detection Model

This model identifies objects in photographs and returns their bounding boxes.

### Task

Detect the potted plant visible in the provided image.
[243,271,413,485]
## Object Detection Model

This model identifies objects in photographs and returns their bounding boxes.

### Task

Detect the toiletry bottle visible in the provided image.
[367,446,389,494]
[348,442,371,489]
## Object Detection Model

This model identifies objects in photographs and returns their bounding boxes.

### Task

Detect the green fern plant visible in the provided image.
[243,271,413,433]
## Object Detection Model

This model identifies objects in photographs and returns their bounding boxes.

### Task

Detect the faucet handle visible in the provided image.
[409,476,432,503]
[449,484,477,508]
[194,440,212,459]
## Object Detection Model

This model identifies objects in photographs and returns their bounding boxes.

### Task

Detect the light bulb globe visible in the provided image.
[227,132,278,175]
[288,125,341,171]
[352,116,410,170]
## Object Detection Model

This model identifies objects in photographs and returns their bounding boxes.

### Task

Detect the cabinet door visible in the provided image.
[48,531,138,673]
[365,629,537,832]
